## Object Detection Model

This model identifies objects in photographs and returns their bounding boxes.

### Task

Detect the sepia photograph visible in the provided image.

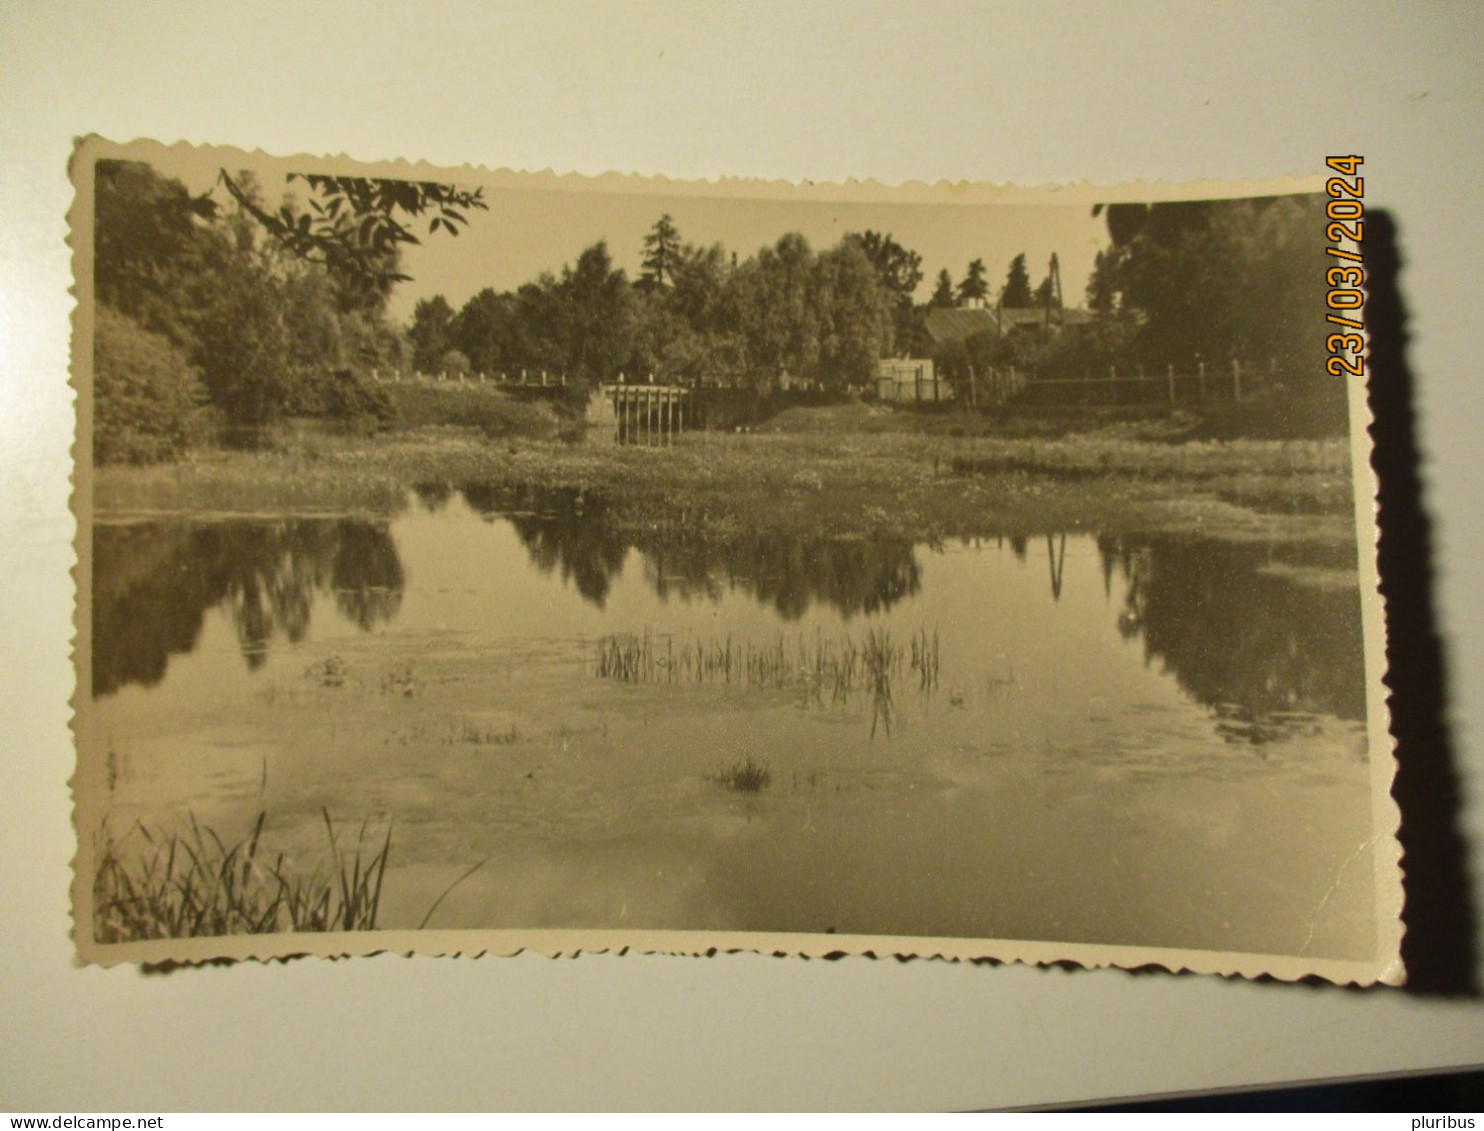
[70,138,1400,980]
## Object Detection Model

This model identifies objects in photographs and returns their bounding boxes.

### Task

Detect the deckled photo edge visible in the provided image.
[69,136,1401,984]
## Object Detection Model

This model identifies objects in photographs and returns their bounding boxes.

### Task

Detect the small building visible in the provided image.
[877,358,950,403]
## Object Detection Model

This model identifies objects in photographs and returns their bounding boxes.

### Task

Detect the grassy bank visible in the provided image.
[92,404,1359,544]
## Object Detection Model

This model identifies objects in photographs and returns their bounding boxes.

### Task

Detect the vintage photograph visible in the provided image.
[70,138,1400,980]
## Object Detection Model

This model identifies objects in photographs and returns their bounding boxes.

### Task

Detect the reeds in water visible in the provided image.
[93,808,391,942]
[592,625,941,738]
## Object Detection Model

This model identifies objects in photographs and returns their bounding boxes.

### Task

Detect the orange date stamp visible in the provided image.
[1325,154,1365,377]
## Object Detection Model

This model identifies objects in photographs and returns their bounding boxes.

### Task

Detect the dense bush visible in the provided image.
[286,367,396,427]
[92,305,206,465]
[383,382,560,440]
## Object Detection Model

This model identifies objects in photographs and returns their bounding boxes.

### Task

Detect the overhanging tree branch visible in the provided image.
[216,169,489,294]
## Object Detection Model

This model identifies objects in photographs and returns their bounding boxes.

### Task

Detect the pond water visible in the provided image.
[89,486,1377,958]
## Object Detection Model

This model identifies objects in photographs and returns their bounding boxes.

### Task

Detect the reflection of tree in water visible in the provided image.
[455,484,921,620]
[641,534,921,620]
[332,524,406,630]
[458,484,628,607]
[92,519,404,696]
[1097,534,1366,721]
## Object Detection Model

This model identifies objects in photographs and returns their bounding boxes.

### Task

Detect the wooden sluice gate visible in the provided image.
[603,383,692,445]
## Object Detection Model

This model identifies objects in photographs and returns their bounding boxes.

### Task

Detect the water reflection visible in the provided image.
[92,489,1366,732]
[1097,534,1366,722]
[87,486,1376,957]
[451,483,921,618]
[465,485,628,608]
[92,519,403,697]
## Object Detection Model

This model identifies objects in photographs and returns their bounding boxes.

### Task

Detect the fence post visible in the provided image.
[1232,358,1242,402]
[1198,361,1207,399]
[1167,363,1176,406]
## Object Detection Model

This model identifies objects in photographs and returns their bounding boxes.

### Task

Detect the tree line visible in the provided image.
[925,251,1047,310]
[91,158,1342,466]
[406,219,905,397]
[933,195,1338,422]
[412,192,1335,413]
[408,225,1085,392]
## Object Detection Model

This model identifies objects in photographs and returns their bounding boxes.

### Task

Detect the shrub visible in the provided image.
[92,305,206,465]
[284,366,396,427]
[440,348,472,377]
[383,382,560,440]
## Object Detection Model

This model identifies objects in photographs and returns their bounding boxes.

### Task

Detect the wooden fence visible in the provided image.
[1007,359,1268,407]
[376,369,568,387]
[957,366,1028,407]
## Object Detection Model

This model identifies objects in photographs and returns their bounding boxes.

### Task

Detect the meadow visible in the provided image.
[93,390,1357,547]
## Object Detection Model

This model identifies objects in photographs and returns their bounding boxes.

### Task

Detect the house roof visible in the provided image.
[996,306,1094,329]
[923,308,999,344]
[924,305,1092,343]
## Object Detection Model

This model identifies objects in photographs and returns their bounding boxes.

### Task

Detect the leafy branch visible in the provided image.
[216,169,488,291]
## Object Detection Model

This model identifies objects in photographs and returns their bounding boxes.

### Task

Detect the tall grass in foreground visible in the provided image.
[593,626,939,737]
[93,809,391,942]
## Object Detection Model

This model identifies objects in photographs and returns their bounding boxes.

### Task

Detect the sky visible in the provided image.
[145,148,1113,326]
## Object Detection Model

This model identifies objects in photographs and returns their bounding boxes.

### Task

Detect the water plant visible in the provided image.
[447,720,520,746]
[711,755,772,793]
[379,659,416,697]
[93,808,391,942]
[305,653,348,688]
